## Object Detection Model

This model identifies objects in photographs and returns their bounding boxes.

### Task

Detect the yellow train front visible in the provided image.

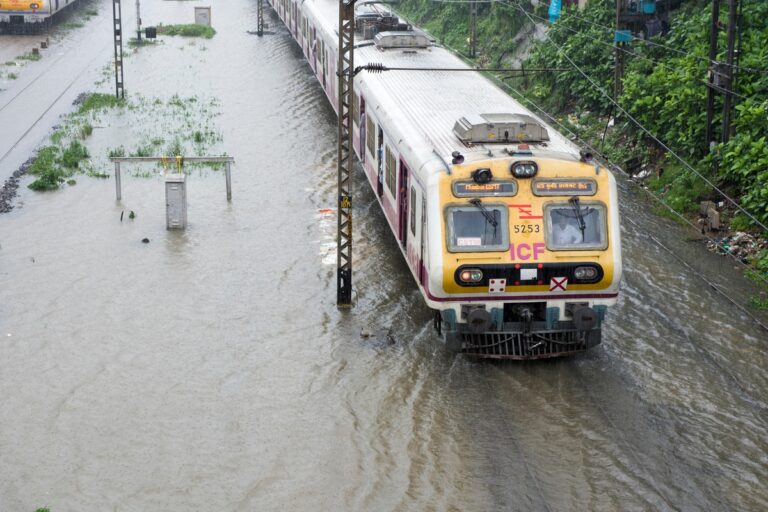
[430,149,622,359]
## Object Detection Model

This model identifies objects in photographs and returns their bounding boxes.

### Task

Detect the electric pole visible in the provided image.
[112,0,125,99]
[469,0,477,58]
[135,0,141,41]
[257,0,264,36]
[336,0,355,307]
[704,0,720,150]
[613,0,625,100]
[721,0,738,143]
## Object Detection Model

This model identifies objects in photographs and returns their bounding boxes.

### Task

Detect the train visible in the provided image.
[0,0,76,33]
[270,0,623,359]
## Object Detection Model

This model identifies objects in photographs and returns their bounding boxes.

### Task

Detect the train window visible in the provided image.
[544,202,607,250]
[446,205,509,252]
[385,146,396,194]
[410,187,417,235]
[366,116,375,157]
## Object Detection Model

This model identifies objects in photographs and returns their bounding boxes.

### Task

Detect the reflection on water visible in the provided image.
[0,0,766,510]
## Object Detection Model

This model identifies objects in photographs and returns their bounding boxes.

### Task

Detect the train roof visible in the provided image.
[303,0,582,165]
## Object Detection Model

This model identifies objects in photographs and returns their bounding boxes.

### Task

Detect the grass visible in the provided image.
[127,38,159,48]
[108,146,126,158]
[131,145,152,157]
[28,147,65,191]
[85,8,98,16]
[60,140,89,168]
[157,23,216,38]
[7,72,17,80]
[79,123,93,138]
[4,60,16,66]
[18,52,42,61]
[77,92,125,115]
[62,21,85,29]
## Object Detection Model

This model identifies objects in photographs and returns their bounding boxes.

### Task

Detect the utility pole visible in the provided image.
[112,0,125,99]
[257,0,264,36]
[704,0,720,150]
[613,0,625,100]
[721,0,738,143]
[336,0,355,307]
[135,0,141,41]
[469,0,477,58]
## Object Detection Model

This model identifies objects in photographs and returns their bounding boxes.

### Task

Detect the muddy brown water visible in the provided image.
[1,1,767,510]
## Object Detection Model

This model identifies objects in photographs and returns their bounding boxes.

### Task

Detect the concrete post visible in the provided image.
[115,161,122,200]
[225,161,232,201]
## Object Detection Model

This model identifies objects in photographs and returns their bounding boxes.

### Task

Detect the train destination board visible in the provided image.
[453,180,517,197]
[532,179,597,196]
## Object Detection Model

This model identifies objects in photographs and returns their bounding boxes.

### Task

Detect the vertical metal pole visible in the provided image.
[112,0,125,99]
[469,0,477,59]
[115,162,122,200]
[257,0,264,36]
[613,0,624,100]
[721,0,737,144]
[135,0,142,41]
[705,0,721,151]
[225,161,232,201]
[336,0,355,307]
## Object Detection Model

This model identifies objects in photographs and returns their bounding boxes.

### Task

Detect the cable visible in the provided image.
[493,0,757,102]
[508,1,768,234]
[499,79,768,321]
[429,0,768,75]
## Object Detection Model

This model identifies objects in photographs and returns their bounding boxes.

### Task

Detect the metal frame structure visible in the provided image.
[257,0,264,35]
[108,156,234,201]
[112,0,125,99]
[336,0,356,307]
[469,0,477,58]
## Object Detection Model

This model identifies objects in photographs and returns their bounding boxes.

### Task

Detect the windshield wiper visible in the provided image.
[469,198,498,228]
[569,196,587,241]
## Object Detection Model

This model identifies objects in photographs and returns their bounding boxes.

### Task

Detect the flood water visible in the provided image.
[1,1,767,510]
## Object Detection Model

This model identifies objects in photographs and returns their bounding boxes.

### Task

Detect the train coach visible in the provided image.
[0,0,76,33]
[270,0,623,359]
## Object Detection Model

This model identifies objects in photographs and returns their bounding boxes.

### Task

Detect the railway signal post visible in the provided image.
[336,0,356,307]
[112,0,125,99]
[257,0,264,36]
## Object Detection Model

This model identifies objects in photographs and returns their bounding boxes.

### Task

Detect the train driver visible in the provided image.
[552,214,582,245]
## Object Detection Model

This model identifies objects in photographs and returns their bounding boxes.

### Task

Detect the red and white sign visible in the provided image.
[488,278,506,294]
[550,277,568,291]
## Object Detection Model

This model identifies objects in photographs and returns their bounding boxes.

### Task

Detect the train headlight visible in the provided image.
[472,168,493,184]
[459,269,483,283]
[574,266,598,281]
[511,161,538,178]
[30,3,40,8]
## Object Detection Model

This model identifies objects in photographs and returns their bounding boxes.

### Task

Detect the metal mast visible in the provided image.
[112,0,125,99]
[469,0,477,58]
[704,0,721,149]
[336,0,355,307]
[257,0,264,36]
[721,0,738,143]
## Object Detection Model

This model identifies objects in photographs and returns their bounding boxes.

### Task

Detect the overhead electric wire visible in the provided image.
[429,0,768,75]
[504,0,768,234]
[498,80,768,329]
[492,0,757,102]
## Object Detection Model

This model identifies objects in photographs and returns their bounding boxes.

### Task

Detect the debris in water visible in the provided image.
[129,210,136,219]
[141,238,150,244]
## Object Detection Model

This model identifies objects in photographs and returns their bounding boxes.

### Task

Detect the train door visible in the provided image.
[359,97,366,163]
[398,161,409,247]
[377,127,384,197]
[419,196,427,285]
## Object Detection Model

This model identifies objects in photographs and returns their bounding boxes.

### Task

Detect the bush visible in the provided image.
[60,140,89,168]
[157,24,216,38]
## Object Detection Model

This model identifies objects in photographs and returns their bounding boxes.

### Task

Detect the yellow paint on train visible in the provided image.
[0,0,47,13]
[440,157,616,294]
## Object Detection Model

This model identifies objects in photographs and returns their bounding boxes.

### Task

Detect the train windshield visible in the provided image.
[446,204,508,252]
[545,202,607,250]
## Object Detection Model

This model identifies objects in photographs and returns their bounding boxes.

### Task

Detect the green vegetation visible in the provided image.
[62,21,85,29]
[131,144,152,157]
[28,147,66,191]
[108,146,126,158]
[35,508,50,512]
[79,122,93,138]
[18,52,42,61]
[396,0,525,63]
[395,0,768,288]
[7,72,18,80]
[77,92,125,114]
[60,140,89,168]
[157,23,216,39]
